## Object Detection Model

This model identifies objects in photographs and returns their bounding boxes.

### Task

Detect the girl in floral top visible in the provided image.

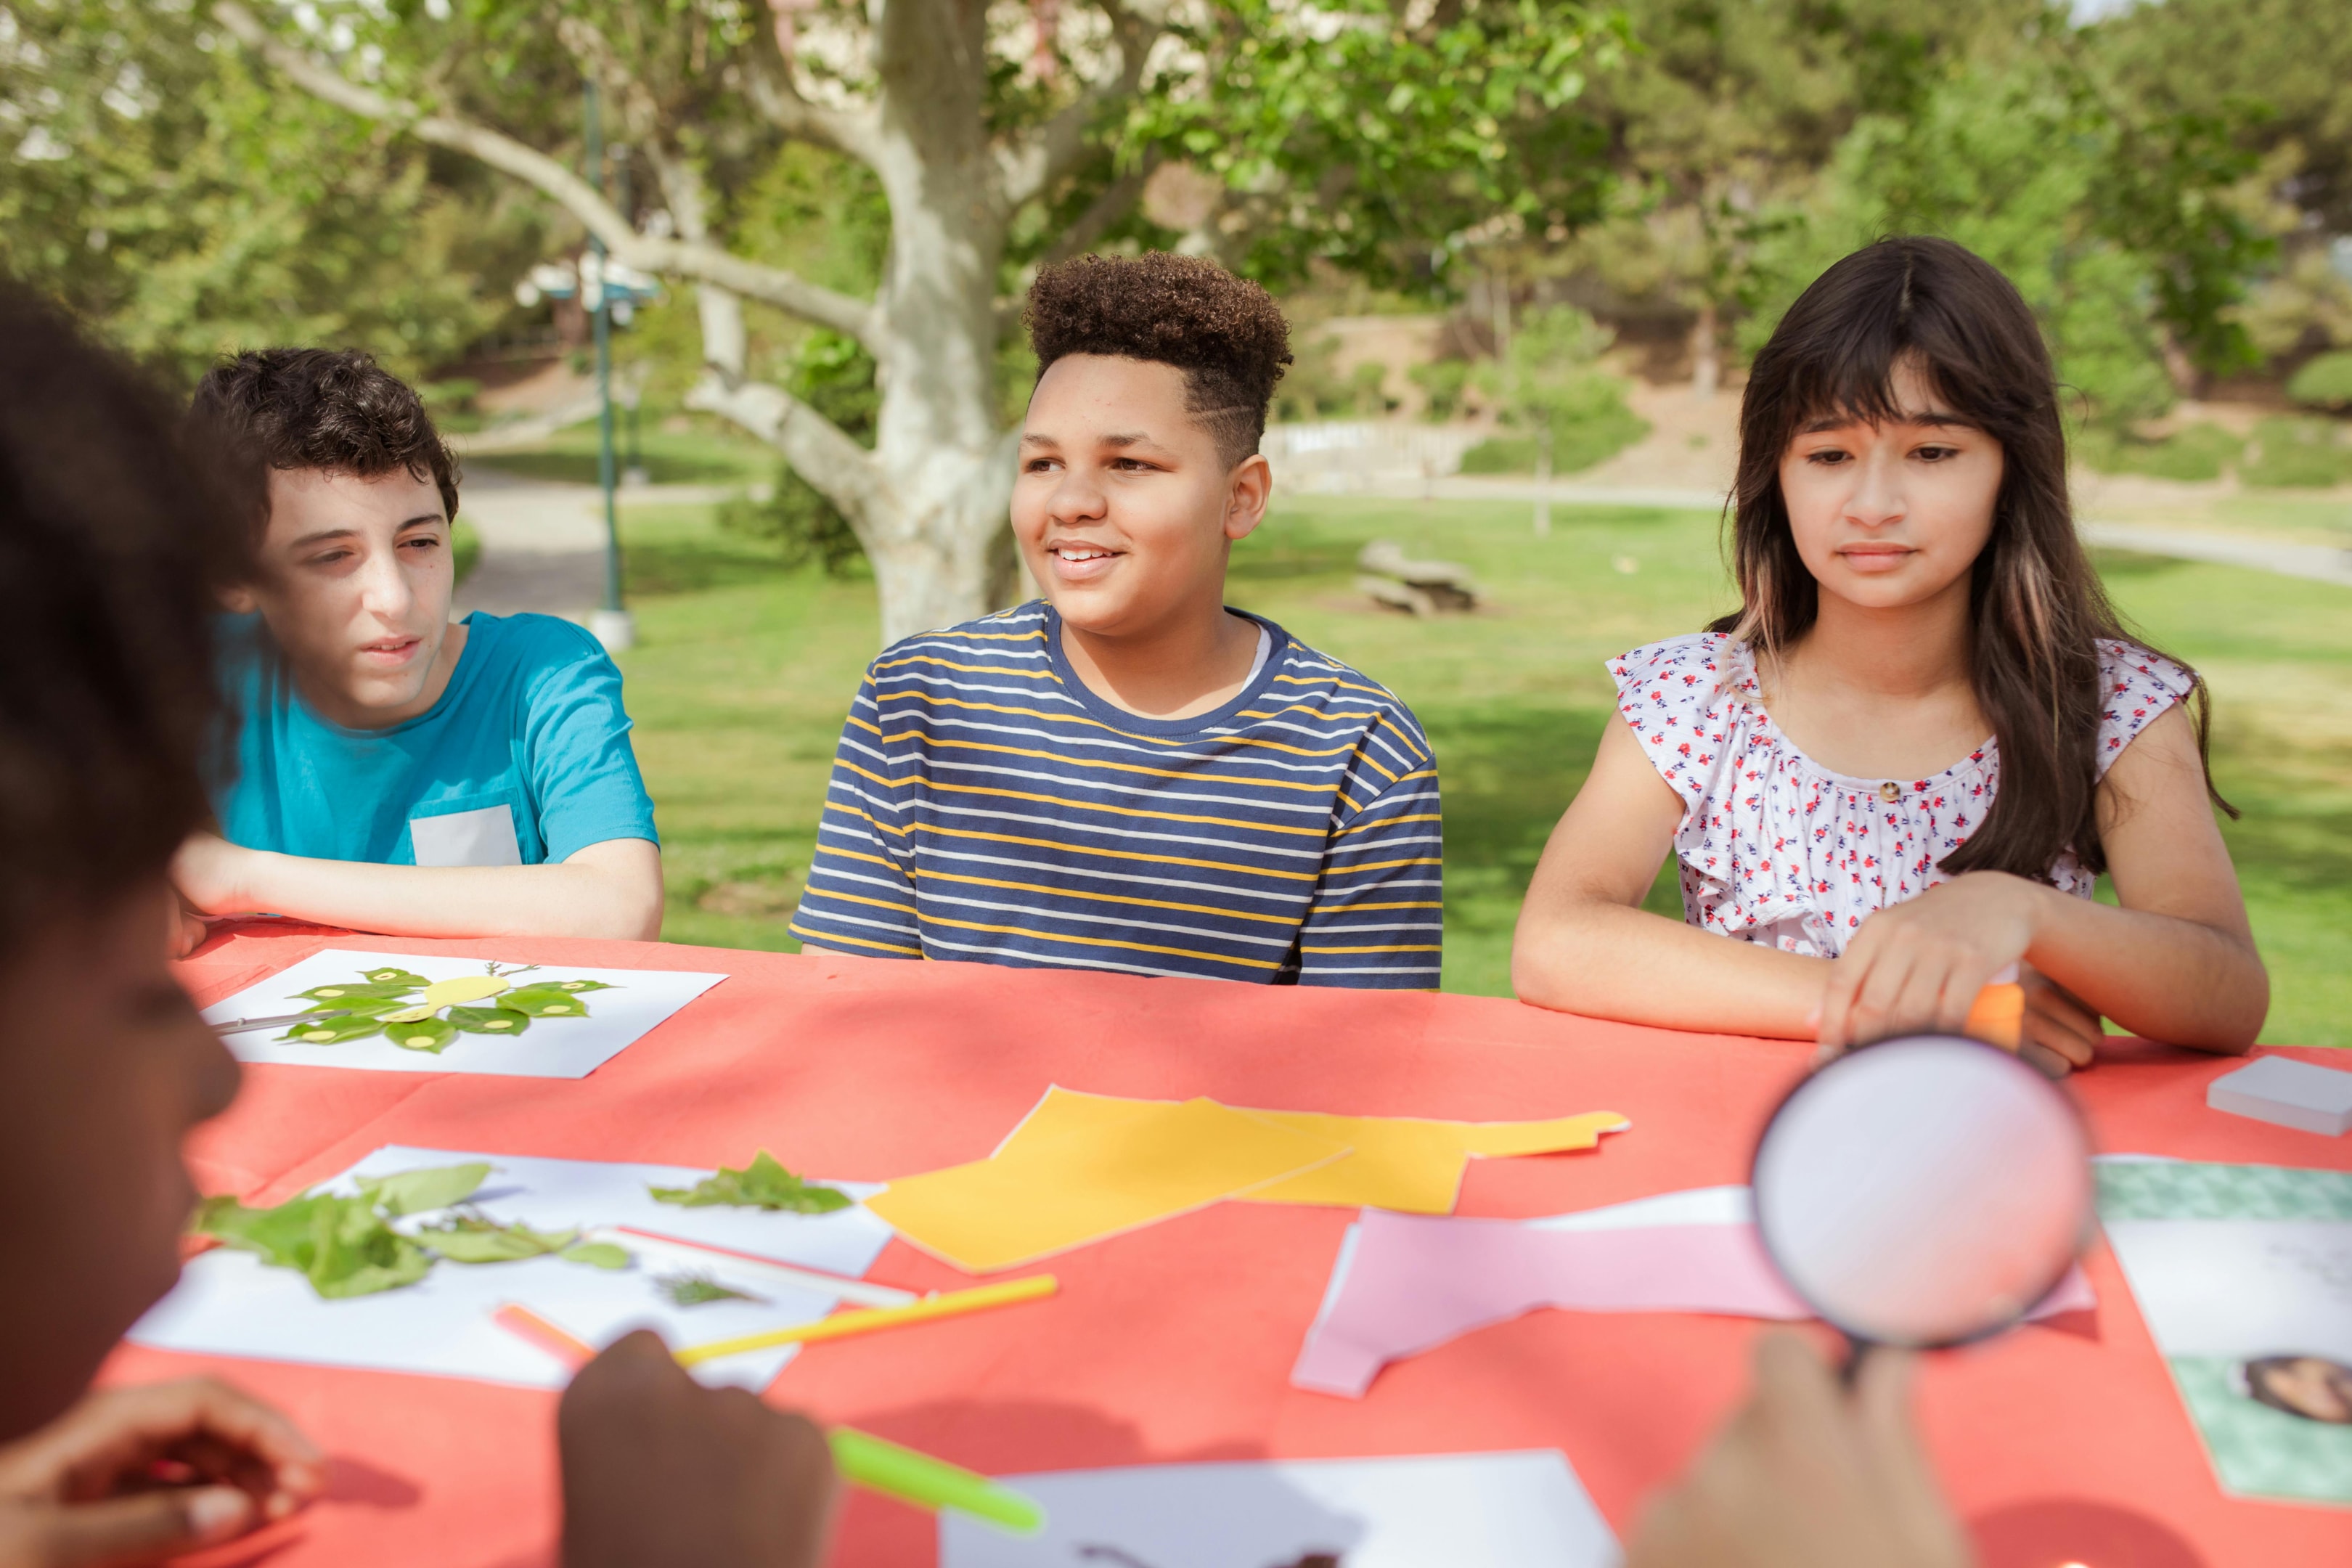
[1513,237,2267,1071]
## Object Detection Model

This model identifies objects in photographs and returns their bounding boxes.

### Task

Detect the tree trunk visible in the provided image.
[1690,298,1720,401]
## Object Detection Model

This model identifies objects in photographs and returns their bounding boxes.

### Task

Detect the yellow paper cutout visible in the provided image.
[867,1095,1351,1274]
[1002,1088,1629,1216]
[420,974,512,1007]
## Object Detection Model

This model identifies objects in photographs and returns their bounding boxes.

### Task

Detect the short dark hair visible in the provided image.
[1024,253,1292,468]
[189,348,461,535]
[0,283,246,948]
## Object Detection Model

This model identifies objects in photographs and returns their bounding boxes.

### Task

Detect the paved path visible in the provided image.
[453,467,736,621]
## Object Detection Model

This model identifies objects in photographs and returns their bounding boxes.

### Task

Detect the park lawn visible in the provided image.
[609,494,2352,1048]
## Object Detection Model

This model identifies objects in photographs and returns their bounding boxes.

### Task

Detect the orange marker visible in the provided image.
[494,1303,596,1370]
[1964,982,2025,1051]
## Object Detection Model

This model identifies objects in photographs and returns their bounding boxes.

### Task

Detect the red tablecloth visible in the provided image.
[123,921,2352,1568]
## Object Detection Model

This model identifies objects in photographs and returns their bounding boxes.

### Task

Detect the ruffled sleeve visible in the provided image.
[1606,632,1744,821]
[2093,639,2198,778]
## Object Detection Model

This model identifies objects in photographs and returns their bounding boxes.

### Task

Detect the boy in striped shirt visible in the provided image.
[792,254,1442,987]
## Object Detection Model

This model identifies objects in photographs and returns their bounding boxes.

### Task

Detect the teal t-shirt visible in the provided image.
[213,611,658,867]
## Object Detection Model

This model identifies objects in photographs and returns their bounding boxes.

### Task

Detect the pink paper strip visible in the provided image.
[1291,1209,2096,1399]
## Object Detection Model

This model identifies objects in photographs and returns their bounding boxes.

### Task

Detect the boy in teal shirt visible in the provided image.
[176,350,662,945]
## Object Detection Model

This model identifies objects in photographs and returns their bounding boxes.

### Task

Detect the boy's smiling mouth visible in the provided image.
[1046,541,1124,584]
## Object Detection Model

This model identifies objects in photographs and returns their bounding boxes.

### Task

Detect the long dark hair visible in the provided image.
[1712,236,2229,879]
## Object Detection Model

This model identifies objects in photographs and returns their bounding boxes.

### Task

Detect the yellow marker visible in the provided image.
[673,1275,1058,1368]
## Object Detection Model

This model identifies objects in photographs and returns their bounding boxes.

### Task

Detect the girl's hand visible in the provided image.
[2017,965,2102,1076]
[170,834,258,920]
[1816,872,2051,1053]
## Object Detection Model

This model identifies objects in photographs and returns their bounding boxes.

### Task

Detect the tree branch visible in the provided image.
[211,1,881,348]
[997,0,1164,208]
[1040,145,1160,266]
[684,375,891,544]
[740,11,884,168]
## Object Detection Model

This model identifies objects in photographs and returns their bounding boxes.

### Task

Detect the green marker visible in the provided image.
[828,1426,1045,1535]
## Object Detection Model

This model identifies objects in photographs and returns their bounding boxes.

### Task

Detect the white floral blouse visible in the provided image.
[1607,632,2196,958]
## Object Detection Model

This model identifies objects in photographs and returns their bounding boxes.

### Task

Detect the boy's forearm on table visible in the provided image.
[2025,889,2266,1053]
[233,846,663,941]
[1514,899,1826,1040]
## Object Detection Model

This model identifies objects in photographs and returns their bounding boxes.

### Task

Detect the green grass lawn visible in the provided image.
[606,493,2352,1047]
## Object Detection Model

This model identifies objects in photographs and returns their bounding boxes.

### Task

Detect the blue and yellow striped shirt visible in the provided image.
[791,602,1442,987]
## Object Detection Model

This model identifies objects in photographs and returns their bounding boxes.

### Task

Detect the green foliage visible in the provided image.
[1410,361,1476,422]
[2287,352,2352,412]
[2095,0,2352,234]
[1461,307,1649,473]
[1741,44,2267,426]
[2242,417,2352,489]
[649,1151,850,1214]
[2075,422,2245,483]
[277,967,603,1046]
[354,1164,492,1217]
[0,0,536,385]
[1122,0,1624,292]
[193,1162,627,1298]
[657,1272,761,1307]
[1272,336,1396,422]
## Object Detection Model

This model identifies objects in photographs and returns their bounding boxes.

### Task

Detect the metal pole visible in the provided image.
[584,78,633,650]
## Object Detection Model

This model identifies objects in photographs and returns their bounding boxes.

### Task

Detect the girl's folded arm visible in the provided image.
[1512,718,1827,1037]
[2027,703,2266,1053]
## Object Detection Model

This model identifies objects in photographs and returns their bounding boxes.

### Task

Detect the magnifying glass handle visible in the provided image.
[1839,1333,1874,1390]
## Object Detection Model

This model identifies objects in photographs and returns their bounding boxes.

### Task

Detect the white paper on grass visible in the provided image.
[939,1450,1616,1568]
[2104,1219,2352,1363]
[131,1146,894,1392]
[201,948,727,1079]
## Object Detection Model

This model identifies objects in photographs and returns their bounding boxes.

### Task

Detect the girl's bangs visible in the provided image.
[1775,321,1976,448]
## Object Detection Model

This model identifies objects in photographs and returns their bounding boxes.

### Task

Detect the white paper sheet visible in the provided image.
[131,1146,894,1391]
[201,948,727,1079]
[2104,1219,2352,1363]
[938,1450,1617,1568]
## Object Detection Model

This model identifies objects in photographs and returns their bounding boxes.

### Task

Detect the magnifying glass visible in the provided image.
[1751,1034,2095,1372]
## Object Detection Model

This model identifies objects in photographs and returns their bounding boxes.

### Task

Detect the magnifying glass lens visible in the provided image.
[1752,1035,2094,1349]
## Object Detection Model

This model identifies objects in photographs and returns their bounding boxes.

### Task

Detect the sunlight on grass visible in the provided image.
[608,494,2351,1046]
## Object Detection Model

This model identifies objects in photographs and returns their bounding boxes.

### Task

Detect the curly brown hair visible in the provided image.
[189,348,461,540]
[1024,253,1292,468]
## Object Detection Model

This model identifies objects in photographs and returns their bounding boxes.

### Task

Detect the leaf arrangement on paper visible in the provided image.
[649,1151,852,1214]
[278,963,618,1055]
[656,1271,767,1307]
[190,1162,629,1299]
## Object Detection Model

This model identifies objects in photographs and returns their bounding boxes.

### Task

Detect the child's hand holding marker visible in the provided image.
[1810,873,2103,1074]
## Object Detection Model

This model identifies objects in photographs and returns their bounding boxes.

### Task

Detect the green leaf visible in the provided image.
[498,985,590,1018]
[386,1016,460,1053]
[417,1217,579,1263]
[648,1151,852,1213]
[547,978,615,992]
[305,996,409,1018]
[307,1197,433,1297]
[354,1162,491,1216]
[192,1191,323,1269]
[359,968,433,988]
[278,1014,388,1045]
[298,981,420,1002]
[558,1241,632,1269]
[655,1270,760,1306]
[446,1004,530,1035]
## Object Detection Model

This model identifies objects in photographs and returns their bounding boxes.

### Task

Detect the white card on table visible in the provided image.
[133,1146,893,1392]
[201,947,726,1079]
[939,1450,1616,1568]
